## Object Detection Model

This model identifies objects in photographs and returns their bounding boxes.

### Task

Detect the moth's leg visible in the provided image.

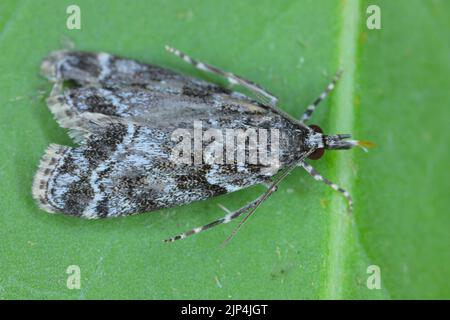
[300,70,342,123]
[221,160,298,244]
[165,45,278,106]
[163,184,277,243]
[300,162,353,213]
[164,162,298,243]
[220,182,279,246]
[163,199,255,243]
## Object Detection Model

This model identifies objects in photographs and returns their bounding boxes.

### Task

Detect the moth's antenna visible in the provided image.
[300,70,342,123]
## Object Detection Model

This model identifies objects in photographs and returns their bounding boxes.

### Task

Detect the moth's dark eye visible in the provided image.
[308,125,325,160]
[309,124,323,133]
[308,148,324,160]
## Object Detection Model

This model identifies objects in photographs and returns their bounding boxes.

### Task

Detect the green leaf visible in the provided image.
[0,0,448,299]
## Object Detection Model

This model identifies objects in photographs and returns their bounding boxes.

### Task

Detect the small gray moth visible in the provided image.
[33,46,371,243]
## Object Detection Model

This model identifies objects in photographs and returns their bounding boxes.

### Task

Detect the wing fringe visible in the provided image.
[32,144,69,213]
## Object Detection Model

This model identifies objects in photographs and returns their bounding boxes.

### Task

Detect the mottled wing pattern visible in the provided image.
[34,113,288,217]
[44,51,305,163]
[34,51,305,218]
[53,85,299,130]
[41,50,229,95]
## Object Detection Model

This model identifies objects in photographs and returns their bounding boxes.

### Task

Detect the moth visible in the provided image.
[33,46,371,243]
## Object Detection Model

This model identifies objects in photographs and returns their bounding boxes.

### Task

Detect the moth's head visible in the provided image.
[305,124,374,160]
